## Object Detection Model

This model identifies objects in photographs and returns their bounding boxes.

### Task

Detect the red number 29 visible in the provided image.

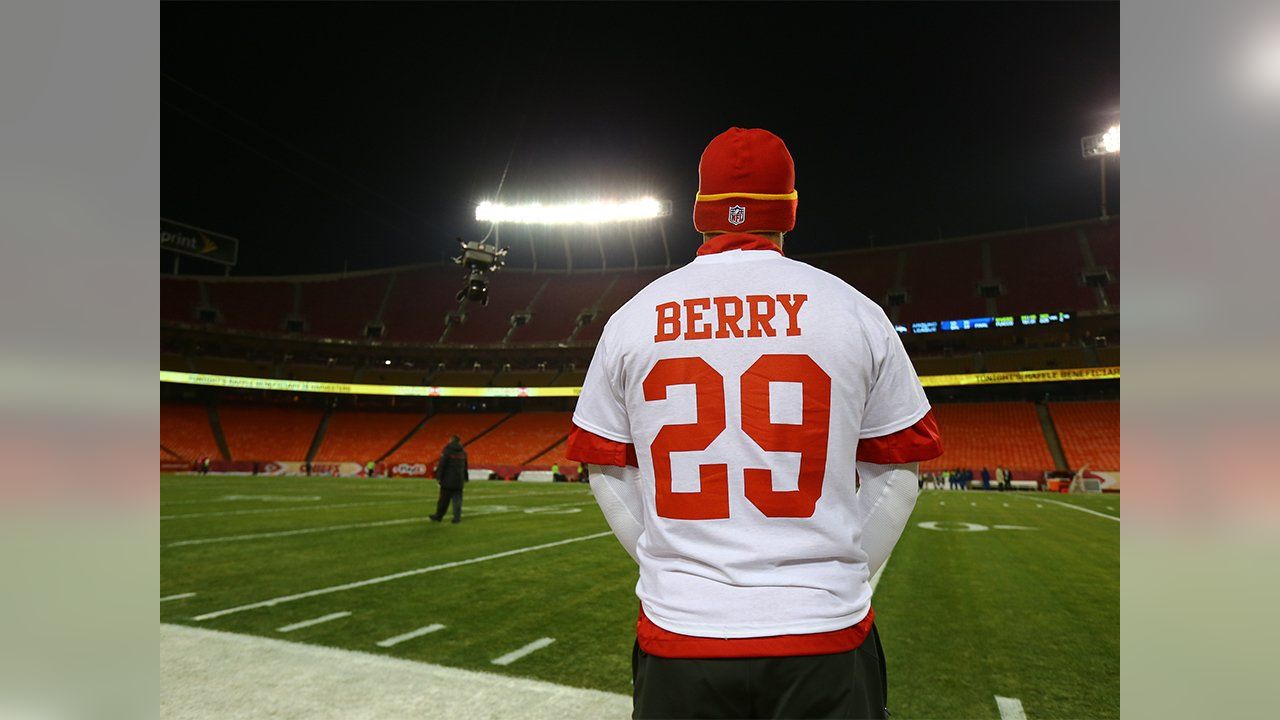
[643,354,832,520]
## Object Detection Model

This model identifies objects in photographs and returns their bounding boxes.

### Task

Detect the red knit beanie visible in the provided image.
[693,127,797,234]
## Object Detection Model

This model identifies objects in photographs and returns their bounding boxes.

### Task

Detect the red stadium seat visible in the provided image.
[218,405,324,461]
[160,404,221,461]
[312,410,425,462]
[921,402,1055,473]
[464,412,573,466]
[384,413,510,465]
[1050,401,1119,471]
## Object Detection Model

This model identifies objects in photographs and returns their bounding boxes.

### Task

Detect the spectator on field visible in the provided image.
[430,435,468,524]
[365,460,377,478]
[981,467,991,490]
[577,462,589,483]
[552,463,567,483]
[199,456,210,475]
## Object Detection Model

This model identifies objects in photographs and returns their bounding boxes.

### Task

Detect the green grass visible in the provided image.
[162,476,1118,717]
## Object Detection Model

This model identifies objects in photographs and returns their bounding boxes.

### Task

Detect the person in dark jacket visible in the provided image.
[430,435,468,524]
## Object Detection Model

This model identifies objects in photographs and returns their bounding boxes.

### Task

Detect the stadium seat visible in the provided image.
[204,280,295,333]
[312,410,425,462]
[1050,401,1120,471]
[509,273,615,344]
[464,411,573,466]
[161,277,202,324]
[445,273,547,345]
[380,266,461,343]
[986,227,1096,317]
[300,273,390,339]
[921,402,1055,473]
[160,404,221,461]
[383,412,510,465]
[899,239,987,324]
[218,405,325,461]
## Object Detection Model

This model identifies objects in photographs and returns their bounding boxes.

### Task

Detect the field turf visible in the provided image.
[161,475,1118,718]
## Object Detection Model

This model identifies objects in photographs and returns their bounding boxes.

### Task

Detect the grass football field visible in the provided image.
[161,475,1119,719]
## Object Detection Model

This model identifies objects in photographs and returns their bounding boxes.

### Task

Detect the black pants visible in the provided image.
[433,487,463,522]
[632,624,888,720]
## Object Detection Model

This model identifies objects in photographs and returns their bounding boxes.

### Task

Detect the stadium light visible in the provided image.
[1081,124,1120,158]
[475,197,670,225]
[1081,123,1119,219]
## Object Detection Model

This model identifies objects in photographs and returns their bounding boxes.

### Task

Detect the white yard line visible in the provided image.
[161,592,197,602]
[277,611,351,633]
[376,624,446,648]
[168,517,425,546]
[166,501,599,548]
[161,490,581,520]
[492,638,555,666]
[162,499,428,520]
[995,695,1027,720]
[161,623,630,720]
[193,532,612,621]
[1013,496,1119,522]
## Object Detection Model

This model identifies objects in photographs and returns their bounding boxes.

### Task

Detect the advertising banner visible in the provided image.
[161,218,239,266]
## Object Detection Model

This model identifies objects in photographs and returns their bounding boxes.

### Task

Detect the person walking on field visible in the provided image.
[430,435,468,524]
[567,127,943,719]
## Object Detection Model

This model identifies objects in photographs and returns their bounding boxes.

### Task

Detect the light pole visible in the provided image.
[1081,124,1120,219]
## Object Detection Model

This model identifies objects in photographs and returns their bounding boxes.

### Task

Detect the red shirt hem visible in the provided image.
[636,606,875,658]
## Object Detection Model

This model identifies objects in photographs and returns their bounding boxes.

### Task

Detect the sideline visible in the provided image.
[1009,495,1119,522]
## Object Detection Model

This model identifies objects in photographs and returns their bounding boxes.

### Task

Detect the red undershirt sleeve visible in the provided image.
[856,409,944,464]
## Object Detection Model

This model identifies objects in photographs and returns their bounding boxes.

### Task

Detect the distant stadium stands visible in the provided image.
[1050,401,1120,471]
[162,400,1114,476]
[383,412,509,466]
[922,402,1056,473]
[218,405,324,461]
[464,411,573,466]
[312,409,423,463]
[160,404,221,461]
[162,218,1118,350]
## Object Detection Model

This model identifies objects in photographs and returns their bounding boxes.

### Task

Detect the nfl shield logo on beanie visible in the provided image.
[693,127,797,234]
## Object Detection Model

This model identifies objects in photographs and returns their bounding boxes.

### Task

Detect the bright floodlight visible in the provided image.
[476,197,670,225]
[1081,124,1120,157]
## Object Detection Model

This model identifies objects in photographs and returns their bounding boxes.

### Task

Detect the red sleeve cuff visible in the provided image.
[857,409,944,464]
[565,424,638,467]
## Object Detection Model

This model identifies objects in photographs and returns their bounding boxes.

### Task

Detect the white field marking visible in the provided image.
[222,494,321,502]
[993,525,1040,531]
[1036,504,1044,508]
[995,695,1027,720]
[1108,505,1116,510]
[161,490,574,519]
[1013,495,1120,522]
[161,499,428,520]
[161,623,630,720]
[491,637,555,666]
[192,531,612,621]
[939,501,946,506]
[161,592,197,602]
[276,611,351,633]
[970,502,977,507]
[1003,503,1010,507]
[376,624,446,648]
[166,501,600,548]
[168,517,427,546]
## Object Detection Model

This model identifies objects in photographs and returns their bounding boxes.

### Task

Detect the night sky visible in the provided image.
[161,2,1119,277]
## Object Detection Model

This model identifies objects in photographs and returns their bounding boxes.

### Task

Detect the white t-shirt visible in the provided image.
[573,247,930,638]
